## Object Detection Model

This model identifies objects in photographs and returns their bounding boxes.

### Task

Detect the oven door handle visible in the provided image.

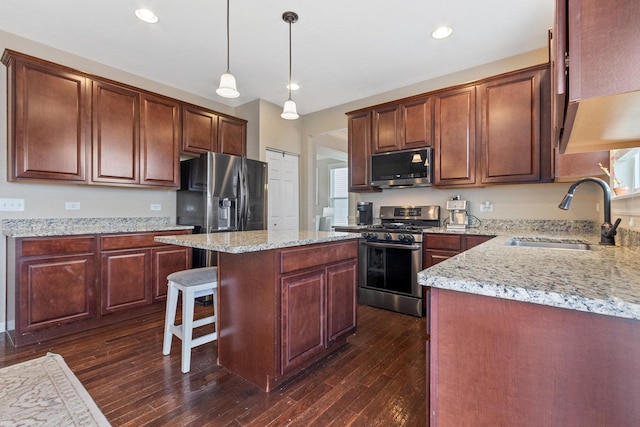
[361,241,422,251]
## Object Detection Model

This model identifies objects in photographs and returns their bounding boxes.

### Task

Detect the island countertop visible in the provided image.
[418,231,640,320]
[154,230,360,254]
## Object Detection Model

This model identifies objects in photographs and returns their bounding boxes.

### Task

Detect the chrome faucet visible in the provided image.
[558,177,621,245]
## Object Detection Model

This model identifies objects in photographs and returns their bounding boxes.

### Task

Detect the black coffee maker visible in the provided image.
[357,202,373,225]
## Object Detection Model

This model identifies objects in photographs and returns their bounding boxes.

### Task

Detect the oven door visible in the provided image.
[358,240,423,317]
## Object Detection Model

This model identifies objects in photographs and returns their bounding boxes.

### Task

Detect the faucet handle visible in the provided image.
[605,218,622,238]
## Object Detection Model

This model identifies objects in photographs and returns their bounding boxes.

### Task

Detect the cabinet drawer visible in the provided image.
[424,234,462,251]
[280,241,358,274]
[20,236,95,257]
[101,230,190,250]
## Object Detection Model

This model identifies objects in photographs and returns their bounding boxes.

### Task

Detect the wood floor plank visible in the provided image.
[0,304,426,426]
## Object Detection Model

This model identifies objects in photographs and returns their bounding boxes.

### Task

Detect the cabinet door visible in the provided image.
[92,80,140,184]
[423,250,458,268]
[281,269,326,374]
[327,260,357,342]
[218,115,247,157]
[19,255,95,333]
[372,104,401,153]
[402,97,433,149]
[464,235,494,250]
[348,111,376,191]
[9,58,89,182]
[182,105,218,154]
[151,246,191,301]
[140,94,180,187]
[434,86,477,186]
[479,68,546,184]
[101,249,151,314]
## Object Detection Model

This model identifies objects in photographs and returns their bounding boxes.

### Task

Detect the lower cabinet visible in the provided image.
[7,230,191,347]
[423,233,494,268]
[281,259,357,374]
[217,239,358,391]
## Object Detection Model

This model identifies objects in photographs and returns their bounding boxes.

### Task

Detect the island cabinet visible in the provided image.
[217,239,358,391]
[427,288,640,426]
[3,53,90,183]
[6,230,191,347]
[423,233,494,268]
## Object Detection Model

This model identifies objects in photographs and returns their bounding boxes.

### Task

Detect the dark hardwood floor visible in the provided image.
[0,304,426,426]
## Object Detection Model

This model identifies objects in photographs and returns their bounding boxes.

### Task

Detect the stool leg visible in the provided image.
[181,288,195,373]
[162,282,179,355]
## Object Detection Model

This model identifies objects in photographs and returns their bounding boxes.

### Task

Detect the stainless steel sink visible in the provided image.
[505,238,593,250]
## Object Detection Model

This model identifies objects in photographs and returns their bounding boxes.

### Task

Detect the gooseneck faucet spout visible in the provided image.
[558,177,620,245]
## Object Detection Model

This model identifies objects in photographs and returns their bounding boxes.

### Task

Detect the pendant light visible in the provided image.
[281,11,299,120]
[216,0,239,98]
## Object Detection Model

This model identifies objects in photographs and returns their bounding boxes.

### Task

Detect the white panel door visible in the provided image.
[266,150,299,231]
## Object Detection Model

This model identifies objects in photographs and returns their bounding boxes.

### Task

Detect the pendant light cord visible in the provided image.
[287,18,292,100]
[225,0,230,73]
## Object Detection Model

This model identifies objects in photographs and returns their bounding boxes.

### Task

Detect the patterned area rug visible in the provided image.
[0,353,110,426]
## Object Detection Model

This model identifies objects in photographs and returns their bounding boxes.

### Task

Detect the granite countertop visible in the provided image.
[418,229,640,320]
[1,217,193,237]
[155,230,360,254]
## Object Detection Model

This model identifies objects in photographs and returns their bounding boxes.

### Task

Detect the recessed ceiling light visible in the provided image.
[431,26,453,40]
[135,8,159,24]
[287,83,300,91]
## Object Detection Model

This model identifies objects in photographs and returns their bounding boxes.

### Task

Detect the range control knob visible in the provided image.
[384,233,393,241]
[399,234,415,244]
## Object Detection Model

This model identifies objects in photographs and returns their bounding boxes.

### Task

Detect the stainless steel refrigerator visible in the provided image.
[177,152,268,268]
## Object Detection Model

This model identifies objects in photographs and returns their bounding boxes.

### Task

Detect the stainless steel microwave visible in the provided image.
[370,148,433,188]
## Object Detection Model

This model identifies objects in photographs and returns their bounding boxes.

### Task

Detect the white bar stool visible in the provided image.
[162,266,218,373]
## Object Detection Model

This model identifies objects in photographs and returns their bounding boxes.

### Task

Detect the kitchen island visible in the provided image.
[155,230,360,391]
[418,231,640,426]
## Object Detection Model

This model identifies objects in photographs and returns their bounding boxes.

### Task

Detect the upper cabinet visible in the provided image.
[181,105,247,157]
[553,0,640,153]
[139,93,181,187]
[349,64,553,189]
[372,97,432,154]
[92,80,140,185]
[347,111,379,192]
[434,86,477,186]
[5,55,90,183]
[478,66,551,184]
[2,50,247,189]
[218,115,247,157]
[182,105,218,154]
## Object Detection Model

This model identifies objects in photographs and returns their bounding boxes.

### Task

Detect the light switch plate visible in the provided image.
[65,202,81,210]
[150,204,161,211]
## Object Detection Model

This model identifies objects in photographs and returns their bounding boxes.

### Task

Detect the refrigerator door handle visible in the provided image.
[238,163,248,230]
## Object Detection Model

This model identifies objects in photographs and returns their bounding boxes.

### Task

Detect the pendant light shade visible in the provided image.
[281,11,299,120]
[217,0,240,98]
[217,72,239,98]
[281,99,299,120]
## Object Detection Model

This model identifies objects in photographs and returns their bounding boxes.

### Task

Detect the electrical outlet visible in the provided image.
[65,202,81,210]
[479,201,493,212]
[0,198,25,211]
[150,204,161,211]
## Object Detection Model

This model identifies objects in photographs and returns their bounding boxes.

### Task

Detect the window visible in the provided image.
[611,148,640,196]
[329,165,348,226]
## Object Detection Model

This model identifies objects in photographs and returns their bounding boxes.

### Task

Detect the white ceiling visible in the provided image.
[0,0,554,116]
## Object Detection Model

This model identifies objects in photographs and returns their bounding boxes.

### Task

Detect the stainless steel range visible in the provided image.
[358,205,440,317]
